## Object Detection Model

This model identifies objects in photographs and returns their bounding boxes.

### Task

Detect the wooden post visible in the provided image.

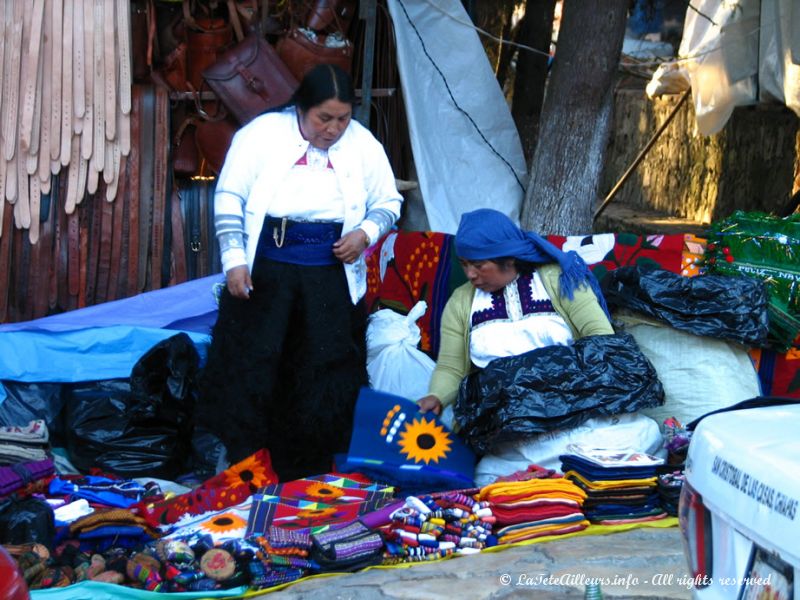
[356,0,377,127]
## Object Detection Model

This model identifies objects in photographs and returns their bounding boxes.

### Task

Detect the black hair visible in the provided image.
[487,257,538,276]
[291,63,356,112]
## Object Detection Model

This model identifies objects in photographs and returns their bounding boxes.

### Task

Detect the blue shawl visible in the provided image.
[455,209,610,317]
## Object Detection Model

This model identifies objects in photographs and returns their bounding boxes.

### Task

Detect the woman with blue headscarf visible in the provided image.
[418,209,614,415]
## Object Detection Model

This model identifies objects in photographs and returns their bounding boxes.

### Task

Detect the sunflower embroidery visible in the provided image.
[200,512,247,534]
[223,455,271,492]
[398,417,453,464]
[303,482,345,502]
[294,507,338,520]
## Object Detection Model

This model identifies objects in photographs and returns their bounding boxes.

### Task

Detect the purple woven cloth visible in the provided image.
[0,458,55,496]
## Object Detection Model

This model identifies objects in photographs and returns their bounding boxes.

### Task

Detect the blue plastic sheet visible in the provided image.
[30,580,247,600]
[0,275,221,387]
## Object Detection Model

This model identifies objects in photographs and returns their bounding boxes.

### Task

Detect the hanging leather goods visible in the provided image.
[276,27,353,82]
[186,18,234,93]
[195,116,238,176]
[202,34,298,125]
[305,0,358,35]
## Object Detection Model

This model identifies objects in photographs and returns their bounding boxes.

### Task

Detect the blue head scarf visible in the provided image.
[455,209,610,317]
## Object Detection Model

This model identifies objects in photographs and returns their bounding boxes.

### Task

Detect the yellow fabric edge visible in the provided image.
[232,517,679,598]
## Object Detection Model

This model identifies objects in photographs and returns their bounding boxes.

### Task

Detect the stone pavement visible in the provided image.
[254,525,692,599]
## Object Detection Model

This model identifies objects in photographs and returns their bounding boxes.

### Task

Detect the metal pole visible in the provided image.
[593,87,691,222]
[356,0,378,127]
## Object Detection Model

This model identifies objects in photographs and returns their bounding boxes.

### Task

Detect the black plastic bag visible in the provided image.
[601,266,769,347]
[454,332,664,454]
[0,496,55,549]
[0,381,66,445]
[64,333,199,478]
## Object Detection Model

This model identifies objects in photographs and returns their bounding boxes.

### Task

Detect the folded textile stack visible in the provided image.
[310,520,384,572]
[382,492,494,562]
[0,420,50,466]
[560,444,668,525]
[68,508,162,553]
[477,476,589,544]
[0,458,55,497]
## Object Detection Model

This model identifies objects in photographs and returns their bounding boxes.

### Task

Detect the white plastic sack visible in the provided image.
[622,319,761,427]
[366,301,435,400]
[474,413,663,487]
[759,0,800,118]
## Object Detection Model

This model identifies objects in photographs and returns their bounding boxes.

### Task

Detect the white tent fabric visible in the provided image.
[387,0,527,233]
[647,0,800,135]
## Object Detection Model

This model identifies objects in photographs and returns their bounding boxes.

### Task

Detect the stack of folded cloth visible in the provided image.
[68,508,162,552]
[0,420,50,466]
[559,445,668,525]
[382,492,494,562]
[477,476,589,544]
[657,471,685,516]
[0,457,55,497]
[248,526,315,589]
[309,520,384,572]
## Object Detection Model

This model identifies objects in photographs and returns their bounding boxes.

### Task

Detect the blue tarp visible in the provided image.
[0,275,223,401]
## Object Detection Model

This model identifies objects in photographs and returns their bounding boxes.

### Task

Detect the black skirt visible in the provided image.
[197,256,367,481]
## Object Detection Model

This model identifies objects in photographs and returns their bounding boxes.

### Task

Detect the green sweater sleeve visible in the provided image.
[540,264,614,337]
[427,283,473,408]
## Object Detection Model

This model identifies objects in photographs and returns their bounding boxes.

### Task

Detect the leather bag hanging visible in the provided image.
[186,17,234,92]
[202,35,298,125]
[276,27,353,82]
[305,0,358,34]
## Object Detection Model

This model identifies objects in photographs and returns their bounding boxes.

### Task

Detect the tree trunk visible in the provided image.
[521,0,627,235]
[511,0,556,164]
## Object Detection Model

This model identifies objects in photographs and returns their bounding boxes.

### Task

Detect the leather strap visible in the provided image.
[37,0,54,185]
[20,0,45,153]
[104,0,115,141]
[186,183,199,280]
[117,0,132,115]
[0,198,12,322]
[49,0,63,162]
[35,185,54,317]
[6,152,18,203]
[117,158,130,298]
[170,187,187,284]
[4,1,23,162]
[91,0,104,170]
[28,197,43,318]
[47,174,60,311]
[15,226,31,321]
[60,0,74,165]
[71,0,85,124]
[78,0,92,146]
[29,176,41,244]
[151,86,169,289]
[85,185,103,304]
[65,136,80,213]
[67,205,80,296]
[127,86,142,296]
[107,155,127,301]
[56,173,70,309]
[96,184,112,303]
[198,181,209,277]
[138,86,155,292]
[78,199,89,307]
[16,156,31,229]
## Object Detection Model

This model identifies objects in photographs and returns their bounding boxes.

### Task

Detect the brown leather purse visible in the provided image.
[306,0,358,33]
[276,28,353,81]
[186,18,234,92]
[202,35,298,125]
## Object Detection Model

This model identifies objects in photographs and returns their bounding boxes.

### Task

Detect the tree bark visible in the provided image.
[511,0,556,164]
[520,0,627,235]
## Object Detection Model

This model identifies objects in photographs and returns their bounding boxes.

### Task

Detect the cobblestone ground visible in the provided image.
[253,526,692,599]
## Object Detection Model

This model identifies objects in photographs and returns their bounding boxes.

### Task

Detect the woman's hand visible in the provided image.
[333,229,369,264]
[226,265,253,300]
[417,395,443,415]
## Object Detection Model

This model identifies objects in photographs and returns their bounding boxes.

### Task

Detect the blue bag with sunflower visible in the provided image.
[337,388,476,494]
